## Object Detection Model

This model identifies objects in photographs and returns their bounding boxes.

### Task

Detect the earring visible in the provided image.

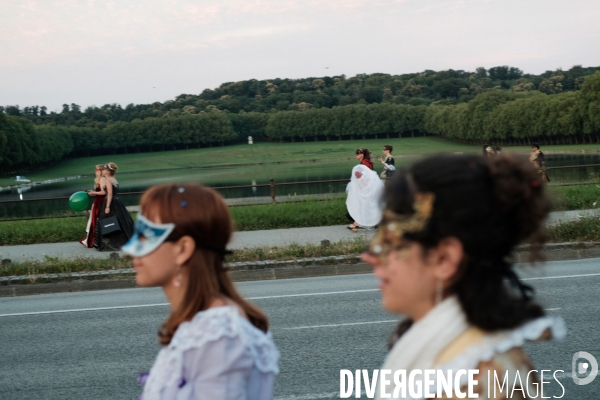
[173,265,183,288]
[435,280,443,305]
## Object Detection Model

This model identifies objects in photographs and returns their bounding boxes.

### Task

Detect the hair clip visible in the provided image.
[530,179,541,188]
[178,187,185,193]
[181,201,188,207]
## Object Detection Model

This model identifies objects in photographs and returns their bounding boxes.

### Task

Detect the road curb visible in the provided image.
[1,243,600,297]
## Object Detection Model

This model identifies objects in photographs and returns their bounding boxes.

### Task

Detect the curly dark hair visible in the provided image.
[385,153,551,344]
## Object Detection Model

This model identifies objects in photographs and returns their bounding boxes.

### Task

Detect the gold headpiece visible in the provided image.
[368,192,435,262]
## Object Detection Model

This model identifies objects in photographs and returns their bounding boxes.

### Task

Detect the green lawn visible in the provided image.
[6,137,600,187]
[0,137,470,185]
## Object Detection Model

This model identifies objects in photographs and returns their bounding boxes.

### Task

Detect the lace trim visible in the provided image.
[431,316,566,392]
[142,306,279,400]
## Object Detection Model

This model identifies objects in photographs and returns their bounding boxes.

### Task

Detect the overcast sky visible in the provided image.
[1,0,599,112]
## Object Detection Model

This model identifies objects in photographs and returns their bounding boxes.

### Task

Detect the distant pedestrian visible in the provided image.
[94,162,134,251]
[80,164,107,248]
[377,144,396,178]
[362,153,564,399]
[483,144,494,159]
[529,143,550,182]
[125,184,279,400]
[346,148,384,231]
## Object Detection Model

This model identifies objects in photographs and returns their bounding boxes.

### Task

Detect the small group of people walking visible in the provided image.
[122,150,562,399]
[79,162,134,251]
[346,145,395,231]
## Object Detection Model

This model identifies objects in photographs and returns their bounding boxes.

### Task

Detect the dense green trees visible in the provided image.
[4,65,599,129]
[0,113,236,172]
[265,104,426,142]
[424,72,600,145]
[0,116,74,172]
[2,69,600,174]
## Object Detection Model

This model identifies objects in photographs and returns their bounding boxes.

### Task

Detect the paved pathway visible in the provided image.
[1,209,598,263]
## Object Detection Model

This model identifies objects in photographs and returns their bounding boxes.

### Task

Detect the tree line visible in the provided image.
[2,70,600,174]
[3,65,599,128]
[424,71,600,145]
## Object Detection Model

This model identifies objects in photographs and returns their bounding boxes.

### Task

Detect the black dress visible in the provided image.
[94,182,135,251]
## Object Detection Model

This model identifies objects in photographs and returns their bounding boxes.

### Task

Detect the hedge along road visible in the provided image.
[0,259,599,399]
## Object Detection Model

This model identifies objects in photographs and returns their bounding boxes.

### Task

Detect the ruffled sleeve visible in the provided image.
[141,307,279,400]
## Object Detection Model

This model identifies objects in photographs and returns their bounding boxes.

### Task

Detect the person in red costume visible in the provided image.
[356,147,374,170]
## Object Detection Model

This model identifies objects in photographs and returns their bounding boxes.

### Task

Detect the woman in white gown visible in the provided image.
[346,151,385,231]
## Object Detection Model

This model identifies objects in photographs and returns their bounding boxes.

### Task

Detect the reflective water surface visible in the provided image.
[1,154,598,219]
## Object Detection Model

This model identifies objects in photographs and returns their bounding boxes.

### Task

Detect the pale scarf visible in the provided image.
[377,295,469,400]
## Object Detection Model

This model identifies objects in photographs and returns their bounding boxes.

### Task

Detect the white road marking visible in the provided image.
[3,270,596,318]
[0,303,169,317]
[521,272,600,281]
[248,288,377,300]
[282,320,397,330]
[275,392,339,400]
[280,308,560,330]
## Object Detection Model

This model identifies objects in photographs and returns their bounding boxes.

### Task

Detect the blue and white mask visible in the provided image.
[122,214,175,257]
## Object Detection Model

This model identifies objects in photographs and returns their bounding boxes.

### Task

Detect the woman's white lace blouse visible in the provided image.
[140,306,280,400]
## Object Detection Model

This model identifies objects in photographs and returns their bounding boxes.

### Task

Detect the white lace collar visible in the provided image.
[142,306,279,400]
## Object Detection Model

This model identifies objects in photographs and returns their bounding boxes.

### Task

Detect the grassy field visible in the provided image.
[1,184,598,246]
[4,137,600,187]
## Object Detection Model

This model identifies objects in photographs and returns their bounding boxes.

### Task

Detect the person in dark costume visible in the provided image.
[377,144,396,178]
[94,162,135,251]
[529,143,550,182]
[80,164,107,248]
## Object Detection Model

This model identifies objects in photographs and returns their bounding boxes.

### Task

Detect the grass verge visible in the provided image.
[548,184,600,211]
[0,216,597,280]
[545,216,600,243]
[2,185,600,246]
[0,238,369,278]
[0,199,349,245]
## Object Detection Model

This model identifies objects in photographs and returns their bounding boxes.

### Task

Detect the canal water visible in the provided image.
[1,154,599,220]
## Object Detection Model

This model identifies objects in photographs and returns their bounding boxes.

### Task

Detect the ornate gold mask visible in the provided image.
[368,192,435,263]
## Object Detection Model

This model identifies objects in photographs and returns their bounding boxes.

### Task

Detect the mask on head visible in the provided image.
[122,214,175,257]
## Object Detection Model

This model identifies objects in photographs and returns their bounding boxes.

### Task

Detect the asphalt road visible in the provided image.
[1,258,599,399]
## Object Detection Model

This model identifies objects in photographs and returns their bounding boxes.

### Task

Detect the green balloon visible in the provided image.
[69,191,91,212]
